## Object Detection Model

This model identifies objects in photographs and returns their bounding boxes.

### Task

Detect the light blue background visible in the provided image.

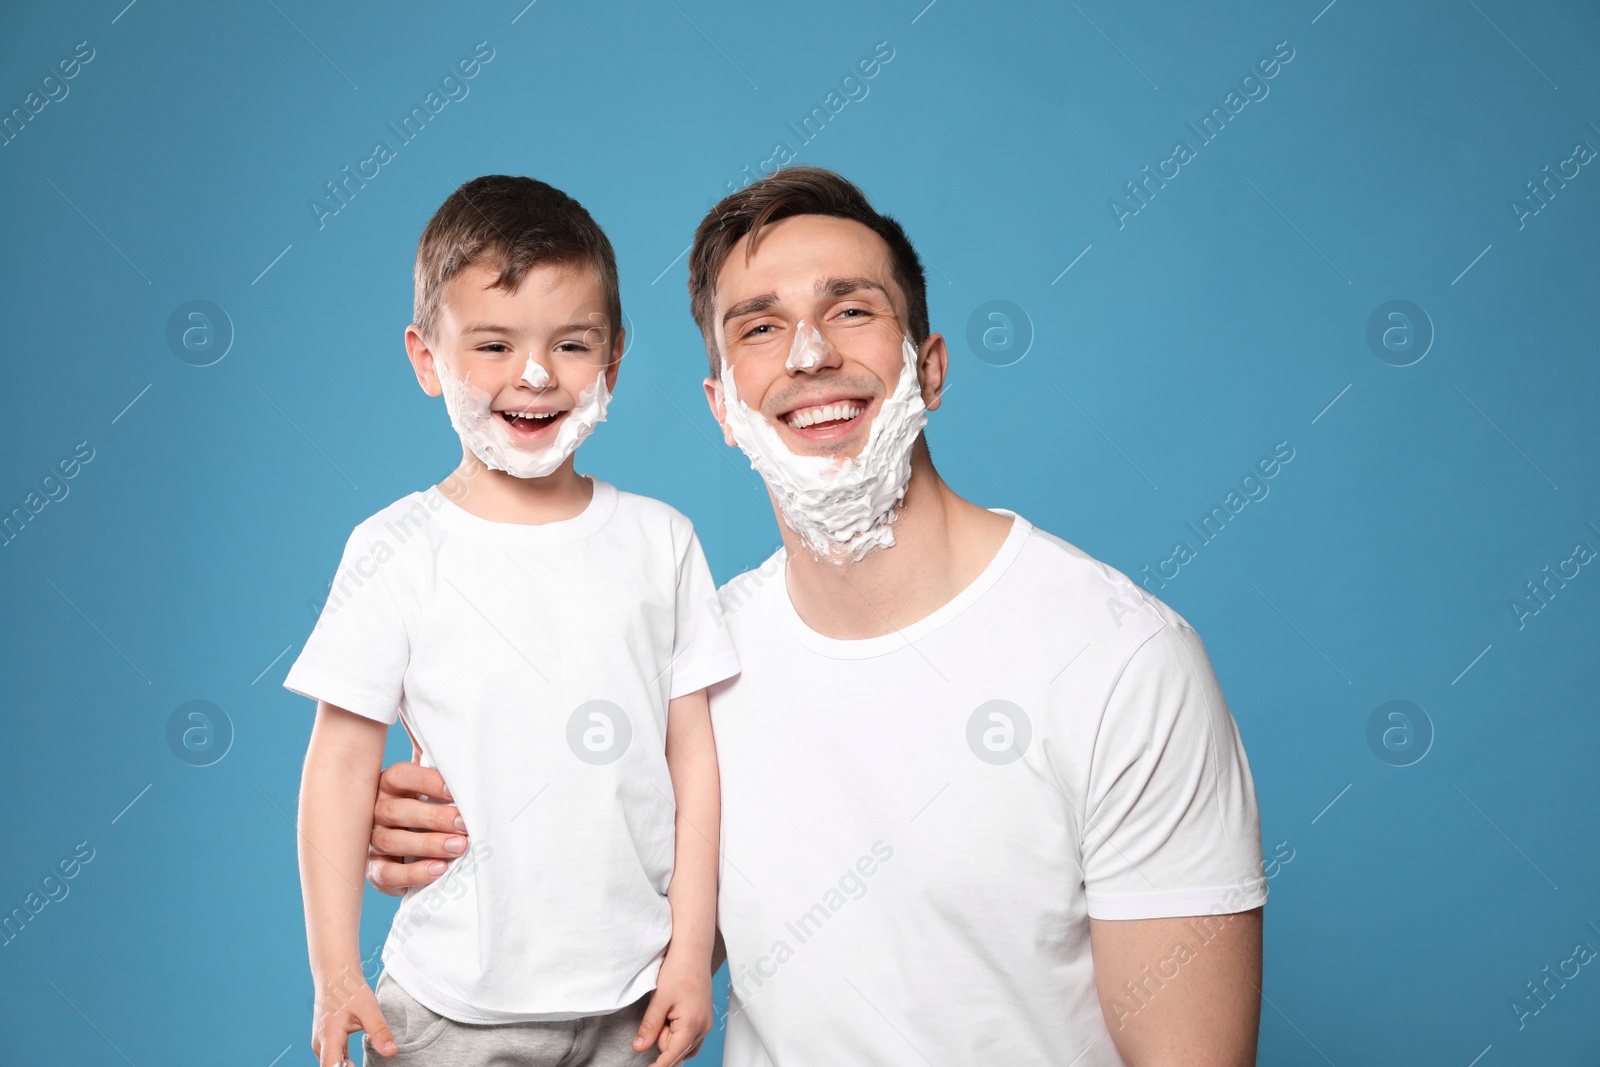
[2,1,1597,1064]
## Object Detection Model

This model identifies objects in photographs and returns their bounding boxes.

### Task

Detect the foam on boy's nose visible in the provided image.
[522,356,552,388]
[786,321,831,372]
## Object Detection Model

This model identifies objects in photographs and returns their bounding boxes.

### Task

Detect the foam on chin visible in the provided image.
[437,361,610,479]
[720,333,928,564]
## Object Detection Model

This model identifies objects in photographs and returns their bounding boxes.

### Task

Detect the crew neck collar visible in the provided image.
[774,510,1032,659]
[427,474,618,545]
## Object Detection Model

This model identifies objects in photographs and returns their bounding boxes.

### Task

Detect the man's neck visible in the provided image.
[778,440,1016,640]
[437,452,594,525]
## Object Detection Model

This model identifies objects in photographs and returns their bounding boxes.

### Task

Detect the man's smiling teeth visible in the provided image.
[785,401,864,429]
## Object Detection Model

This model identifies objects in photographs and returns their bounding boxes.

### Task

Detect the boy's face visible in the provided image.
[406,260,622,458]
[702,214,945,461]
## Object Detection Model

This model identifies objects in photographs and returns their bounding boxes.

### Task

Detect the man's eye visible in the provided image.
[743,323,776,339]
[838,307,870,319]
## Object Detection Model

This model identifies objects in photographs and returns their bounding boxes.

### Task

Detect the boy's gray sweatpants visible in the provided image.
[360,971,659,1066]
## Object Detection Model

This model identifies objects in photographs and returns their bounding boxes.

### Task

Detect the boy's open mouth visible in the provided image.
[779,397,871,441]
[498,408,567,439]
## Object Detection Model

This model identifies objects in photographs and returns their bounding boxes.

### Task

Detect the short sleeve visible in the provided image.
[281,527,410,724]
[665,523,740,700]
[1081,623,1267,920]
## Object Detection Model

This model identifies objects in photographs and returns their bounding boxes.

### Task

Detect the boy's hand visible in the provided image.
[365,760,467,896]
[633,956,713,1066]
[312,975,398,1064]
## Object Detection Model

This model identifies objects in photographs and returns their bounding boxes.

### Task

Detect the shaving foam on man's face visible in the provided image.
[712,216,932,563]
[720,329,927,563]
[423,262,619,480]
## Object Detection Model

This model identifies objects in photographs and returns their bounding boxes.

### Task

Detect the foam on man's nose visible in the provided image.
[786,321,831,372]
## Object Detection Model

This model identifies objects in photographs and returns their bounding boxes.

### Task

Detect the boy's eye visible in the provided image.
[478,342,512,353]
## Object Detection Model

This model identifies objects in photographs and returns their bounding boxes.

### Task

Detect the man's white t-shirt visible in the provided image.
[283,476,739,1023]
[710,511,1267,1066]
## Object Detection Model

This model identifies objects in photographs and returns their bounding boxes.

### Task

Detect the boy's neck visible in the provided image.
[437,452,595,525]
[778,439,1015,641]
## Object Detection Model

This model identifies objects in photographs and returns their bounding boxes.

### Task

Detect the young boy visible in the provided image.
[284,175,738,1067]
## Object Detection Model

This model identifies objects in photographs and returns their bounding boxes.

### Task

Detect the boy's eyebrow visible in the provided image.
[462,320,609,337]
[550,319,610,335]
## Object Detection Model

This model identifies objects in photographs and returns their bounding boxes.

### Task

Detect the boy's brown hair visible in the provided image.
[687,166,929,378]
[414,175,621,347]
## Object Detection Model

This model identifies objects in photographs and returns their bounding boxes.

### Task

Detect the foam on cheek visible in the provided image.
[786,320,831,372]
[720,333,928,564]
[437,366,500,462]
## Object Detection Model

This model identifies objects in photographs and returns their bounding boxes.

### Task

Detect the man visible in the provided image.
[365,168,1268,1066]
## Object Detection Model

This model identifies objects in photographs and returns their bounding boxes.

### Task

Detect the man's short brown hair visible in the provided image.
[414,174,621,346]
[687,167,929,378]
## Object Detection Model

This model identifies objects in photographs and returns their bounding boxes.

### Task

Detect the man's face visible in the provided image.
[407,260,622,450]
[704,214,943,460]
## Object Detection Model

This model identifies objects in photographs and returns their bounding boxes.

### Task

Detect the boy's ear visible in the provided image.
[703,375,737,449]
[405,325,443,397]
[603,327,625,392]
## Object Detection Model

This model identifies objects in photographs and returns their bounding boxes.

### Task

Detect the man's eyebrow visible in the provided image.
[721,293,779,327]
[721,279,892,328]
[818,276,892,300]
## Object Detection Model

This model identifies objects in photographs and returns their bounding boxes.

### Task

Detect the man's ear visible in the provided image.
[703,374,737,448]
[918,332,949,412]
[405,325,443,397]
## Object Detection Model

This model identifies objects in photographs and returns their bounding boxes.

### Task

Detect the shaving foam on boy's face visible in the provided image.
[719,318,928,564]
[427,262,618,480]
[438,353,610,479]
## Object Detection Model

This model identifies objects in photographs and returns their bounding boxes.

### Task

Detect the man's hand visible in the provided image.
[365,761,468,896]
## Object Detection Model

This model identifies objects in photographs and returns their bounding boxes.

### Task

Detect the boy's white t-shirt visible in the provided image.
[709,511,1268,1066]
[283,476,739,1023]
